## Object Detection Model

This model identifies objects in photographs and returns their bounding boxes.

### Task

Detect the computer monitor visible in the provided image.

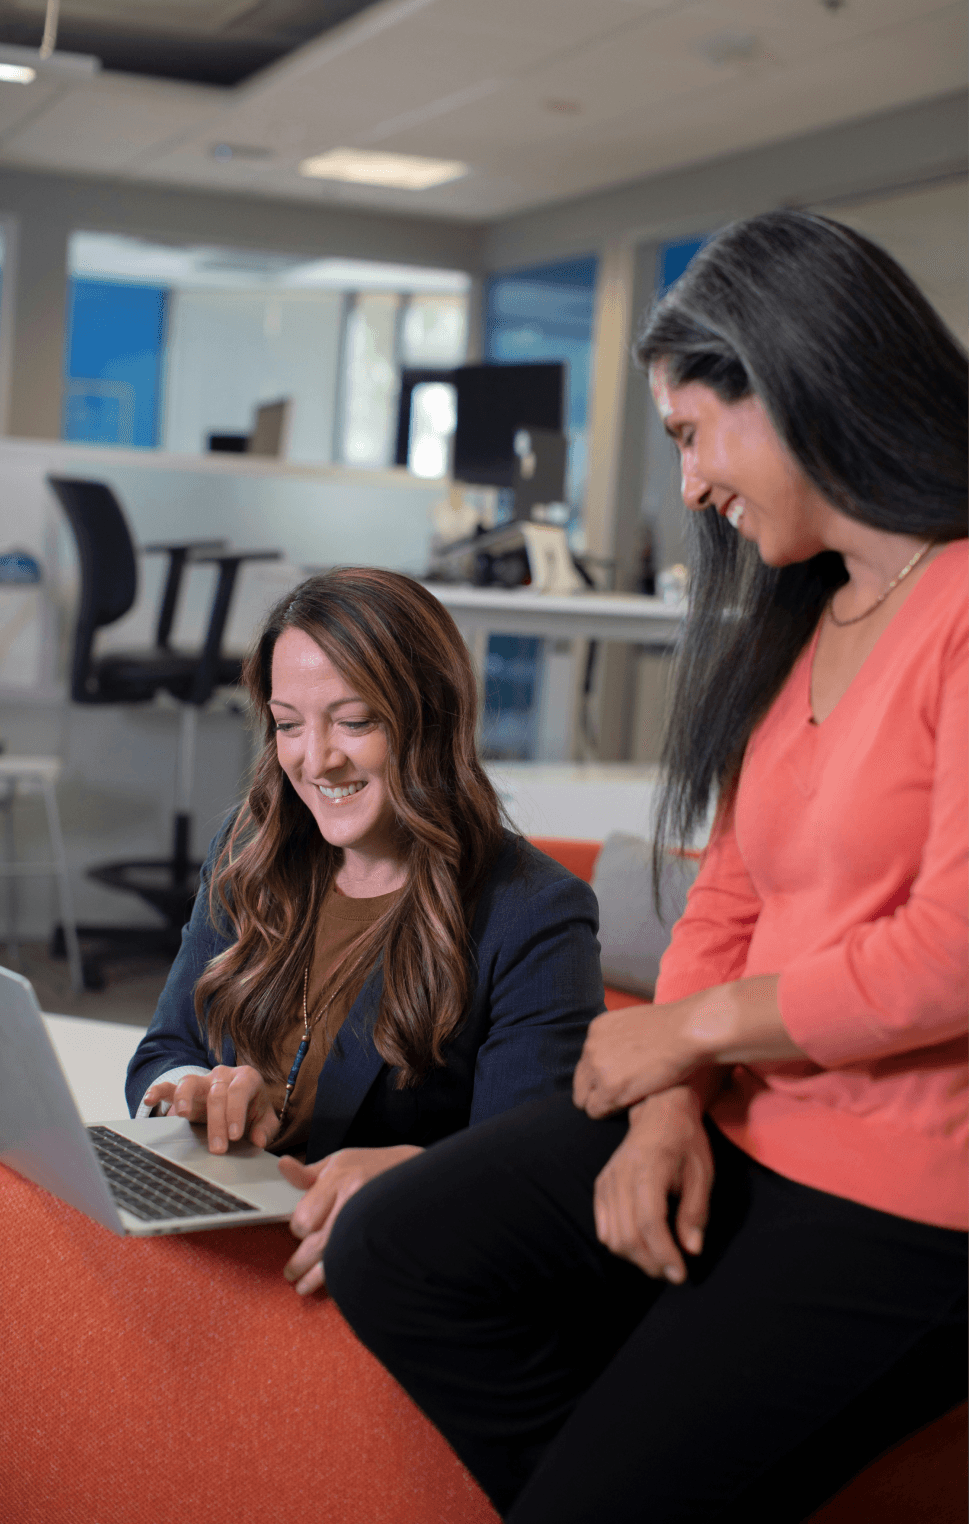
[452,363,565,488]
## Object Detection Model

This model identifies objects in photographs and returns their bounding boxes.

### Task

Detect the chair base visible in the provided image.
[50,920,184,991]
[88,857,201,927]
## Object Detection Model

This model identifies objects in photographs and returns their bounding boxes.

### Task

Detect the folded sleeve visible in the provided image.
[468,870,603,1124]
[653,819,762,1004]
[779,622,968,1067]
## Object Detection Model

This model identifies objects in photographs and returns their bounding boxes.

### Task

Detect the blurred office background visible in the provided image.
[0,0,964,992]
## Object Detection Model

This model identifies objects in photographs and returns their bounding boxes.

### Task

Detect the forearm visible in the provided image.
[680,974,804,1067]
[575,975,804,1118]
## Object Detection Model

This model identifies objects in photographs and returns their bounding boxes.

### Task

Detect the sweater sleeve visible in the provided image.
[653,817,762,1004]
[779,618,968,1067]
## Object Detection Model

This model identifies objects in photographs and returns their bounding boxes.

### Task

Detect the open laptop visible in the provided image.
[0,965,304,1237]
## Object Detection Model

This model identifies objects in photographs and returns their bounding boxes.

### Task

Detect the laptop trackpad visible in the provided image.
[100,1116,306,1212]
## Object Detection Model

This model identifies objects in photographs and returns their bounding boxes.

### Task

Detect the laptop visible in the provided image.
[0,966,305,1237]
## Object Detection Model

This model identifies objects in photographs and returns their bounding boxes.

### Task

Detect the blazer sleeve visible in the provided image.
[468,864,603,1125]
[124,829,236,1114]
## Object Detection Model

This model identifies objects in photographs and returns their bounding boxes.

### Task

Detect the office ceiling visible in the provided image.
[0,0,383,85]
[0,0,961,222]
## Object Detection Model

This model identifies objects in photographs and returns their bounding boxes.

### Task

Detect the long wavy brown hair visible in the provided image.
[195,567,506,1087]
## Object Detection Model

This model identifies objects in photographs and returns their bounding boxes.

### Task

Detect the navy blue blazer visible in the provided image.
[126,829,603,1164]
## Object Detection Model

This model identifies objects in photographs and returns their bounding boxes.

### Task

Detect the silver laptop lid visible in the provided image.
[0,965,125,1234]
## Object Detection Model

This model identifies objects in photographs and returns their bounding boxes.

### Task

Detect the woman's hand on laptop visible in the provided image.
[279,1146,423,1296]
[141,1066,280,1152]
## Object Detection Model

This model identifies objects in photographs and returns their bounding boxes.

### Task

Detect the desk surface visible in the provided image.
[425,584,686,644]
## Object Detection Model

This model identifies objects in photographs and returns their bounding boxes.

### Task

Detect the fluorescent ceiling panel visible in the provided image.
[299,147,468,189]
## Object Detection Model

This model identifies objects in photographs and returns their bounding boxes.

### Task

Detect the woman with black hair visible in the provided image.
[322,212,968,1521]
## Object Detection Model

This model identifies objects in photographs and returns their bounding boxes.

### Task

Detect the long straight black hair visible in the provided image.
[637,210,968,867]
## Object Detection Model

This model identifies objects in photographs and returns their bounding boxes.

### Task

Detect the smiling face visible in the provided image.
[650,362,834,567]
[269,626,401,872]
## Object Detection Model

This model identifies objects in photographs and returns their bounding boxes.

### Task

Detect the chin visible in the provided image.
[752,538,806,569]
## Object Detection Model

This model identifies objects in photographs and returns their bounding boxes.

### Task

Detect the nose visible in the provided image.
[303,723,347,779]
[679,451,713,513]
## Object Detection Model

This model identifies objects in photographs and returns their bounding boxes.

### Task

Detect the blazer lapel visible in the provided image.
[304,969,386,1161]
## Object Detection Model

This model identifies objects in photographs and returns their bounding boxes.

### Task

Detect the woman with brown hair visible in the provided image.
[126,567,602,1292]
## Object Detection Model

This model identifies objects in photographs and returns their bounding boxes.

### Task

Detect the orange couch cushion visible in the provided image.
[528,836,602,885]
[4,835,961,1521]
[4,1164,962,1524]
[0,1165,498,1524]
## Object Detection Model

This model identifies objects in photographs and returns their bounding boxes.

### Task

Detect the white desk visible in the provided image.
[427,585,685,760]
[426,584,685,647]
[43,1012,144,1124]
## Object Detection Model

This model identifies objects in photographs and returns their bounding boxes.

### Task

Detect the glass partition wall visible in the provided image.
[63,234,470,466]
[479,255,598,760]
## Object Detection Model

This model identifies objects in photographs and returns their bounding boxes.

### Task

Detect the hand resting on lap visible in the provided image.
[593,1087,714,1285]
[280,1145,423,1295]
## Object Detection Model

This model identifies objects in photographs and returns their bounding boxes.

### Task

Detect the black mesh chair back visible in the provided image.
[47,478,138,703]
[43,474,280,972]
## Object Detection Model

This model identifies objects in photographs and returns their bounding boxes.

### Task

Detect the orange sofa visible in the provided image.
[0,837,963,1524]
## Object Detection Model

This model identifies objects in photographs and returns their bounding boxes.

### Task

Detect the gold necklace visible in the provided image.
[828,541,933,628]
[276,967,333,1130]
[276,930,373,1130]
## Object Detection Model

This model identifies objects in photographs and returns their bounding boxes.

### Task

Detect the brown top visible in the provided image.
[267,883,401,1156]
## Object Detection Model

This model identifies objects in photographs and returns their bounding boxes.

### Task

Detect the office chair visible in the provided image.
[47,476,278,986]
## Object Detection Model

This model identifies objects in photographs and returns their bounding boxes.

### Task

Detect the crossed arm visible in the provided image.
[574,974,801,1285]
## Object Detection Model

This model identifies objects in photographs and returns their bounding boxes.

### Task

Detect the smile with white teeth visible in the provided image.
[725,499,745,530]
[318,781,367,802]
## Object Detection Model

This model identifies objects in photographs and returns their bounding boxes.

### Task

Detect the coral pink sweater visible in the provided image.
[655,541,968,1230]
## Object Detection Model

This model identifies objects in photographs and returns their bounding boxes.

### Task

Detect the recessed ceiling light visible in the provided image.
[298,148,468,190]
[0,62,36,83]
[0,42,98,82]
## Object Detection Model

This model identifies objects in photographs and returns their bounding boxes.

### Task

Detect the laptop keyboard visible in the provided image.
[88,1125,260,1222]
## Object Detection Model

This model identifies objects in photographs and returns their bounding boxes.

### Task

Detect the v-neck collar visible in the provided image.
[804,541,963,729]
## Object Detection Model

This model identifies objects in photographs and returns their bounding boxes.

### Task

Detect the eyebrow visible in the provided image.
[268,695,367,712]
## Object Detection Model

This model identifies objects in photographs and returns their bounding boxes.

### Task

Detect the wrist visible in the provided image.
[629,1085,701,1126]
[680,985,738,1066]
[682,974,792,1065]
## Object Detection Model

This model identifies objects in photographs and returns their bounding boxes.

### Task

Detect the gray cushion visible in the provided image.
[591,832,699,998]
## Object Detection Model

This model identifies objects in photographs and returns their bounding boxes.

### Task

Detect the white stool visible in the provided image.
[0,756,84,993]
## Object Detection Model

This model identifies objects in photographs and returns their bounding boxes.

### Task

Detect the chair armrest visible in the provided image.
[142,541,228,649]
[142,540,227,554]
[190,549,282,705]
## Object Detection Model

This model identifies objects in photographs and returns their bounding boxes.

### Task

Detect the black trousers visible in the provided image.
[325,1094,967,1523]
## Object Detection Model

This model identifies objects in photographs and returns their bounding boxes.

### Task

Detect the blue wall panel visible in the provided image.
[659,238,707,291]
[64,279,168,448]
[480,256,598,759]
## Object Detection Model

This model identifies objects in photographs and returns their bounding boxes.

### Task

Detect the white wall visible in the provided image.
[825,178,968,344]
[0,438,446,682]
[162,288,344,461]
[0,164,483,441]
[0,441,450,935]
